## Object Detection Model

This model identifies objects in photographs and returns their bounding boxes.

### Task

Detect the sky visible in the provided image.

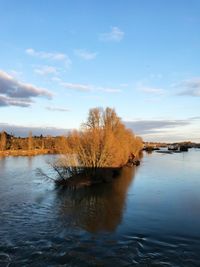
[0,0,200,142]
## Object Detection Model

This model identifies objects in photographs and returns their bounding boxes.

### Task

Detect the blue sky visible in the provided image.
[0,0,200,141]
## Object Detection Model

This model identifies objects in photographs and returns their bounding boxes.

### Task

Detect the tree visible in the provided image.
[0,131,7,151]
[65,107,143,168]
[28,131,33,150]
[85,107,102,129]
[56,136,69,153]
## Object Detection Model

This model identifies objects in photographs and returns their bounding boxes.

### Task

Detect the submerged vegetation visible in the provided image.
[41,107,143,187]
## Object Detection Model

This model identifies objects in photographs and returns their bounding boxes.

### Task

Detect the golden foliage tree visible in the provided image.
[28,131,33,150]
[0,131,7,151]
[65,107,143,168]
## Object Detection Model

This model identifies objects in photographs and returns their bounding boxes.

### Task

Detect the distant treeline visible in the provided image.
[1,131,199,154]
[0,131,67,153]
[144,141,200,149]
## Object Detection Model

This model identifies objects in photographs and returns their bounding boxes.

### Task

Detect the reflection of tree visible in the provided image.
[57,166,138,233]
[0,156,6,171]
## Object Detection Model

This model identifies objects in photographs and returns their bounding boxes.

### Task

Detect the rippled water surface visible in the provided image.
[0,150,200,266]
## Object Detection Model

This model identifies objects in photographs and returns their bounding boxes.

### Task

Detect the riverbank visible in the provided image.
[0,149,58,157]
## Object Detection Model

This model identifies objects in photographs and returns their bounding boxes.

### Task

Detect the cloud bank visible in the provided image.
[124,119,190,135]
[124,117,200,142]
[0,123,70,137]
[0,95,32,107]
[0,70,52,107]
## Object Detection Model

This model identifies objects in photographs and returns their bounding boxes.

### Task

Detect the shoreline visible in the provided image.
[0,149,58,157]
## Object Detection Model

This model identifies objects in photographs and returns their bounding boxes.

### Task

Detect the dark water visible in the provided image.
[0,150,200,266]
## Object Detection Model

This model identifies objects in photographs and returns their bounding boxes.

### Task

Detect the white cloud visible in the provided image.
[34,65,57,76]
[26,48,65,60]
[60,81,121,93]
[74,49,97,60]
[25,48,71,67]
[177,78,200,97]
[46,106,70,112]
[137,83,165,95]
[100,26,124,42]
[51,76,122,94]
[0,70,52,107]
[61,82,92,92]
[97,87,121,93]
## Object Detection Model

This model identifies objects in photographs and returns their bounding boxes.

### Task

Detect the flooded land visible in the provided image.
[0,149,200,266]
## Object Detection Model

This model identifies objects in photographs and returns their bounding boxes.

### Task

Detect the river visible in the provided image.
[0,149,200,266]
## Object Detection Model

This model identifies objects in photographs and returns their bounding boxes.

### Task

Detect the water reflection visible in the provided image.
[27,156,33,169]
[0,156,6,172]
[57,166,137,233]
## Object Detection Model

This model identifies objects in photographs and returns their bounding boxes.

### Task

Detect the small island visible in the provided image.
[38,107,143,187]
